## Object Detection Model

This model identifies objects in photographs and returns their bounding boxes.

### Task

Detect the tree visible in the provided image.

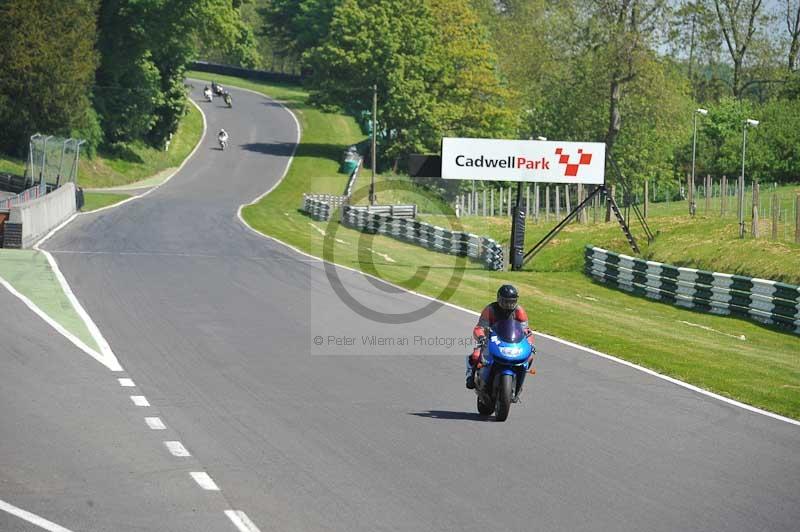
[585,0,668,153]
[0,0,100,155]
[95,0,257,147]
[262,0,340,58]
[425,0,516,143]
[712,0,767,98]
[668,1,728,101]
[787,0,800,71]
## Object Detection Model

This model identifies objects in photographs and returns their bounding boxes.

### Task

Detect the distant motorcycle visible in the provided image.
[219,137,228,151]
[223,92,232,108]
[204,88,213,102]
[473,319,534,421]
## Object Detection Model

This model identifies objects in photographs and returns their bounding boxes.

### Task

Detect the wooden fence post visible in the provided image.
[555,186,561,218]
[795,194,800,244]
[771,193,779,240]
[546,185,550,220]
[526,185,530,216]
[720,175,727,216]
[643,180,648,219]
[751,179,760,238]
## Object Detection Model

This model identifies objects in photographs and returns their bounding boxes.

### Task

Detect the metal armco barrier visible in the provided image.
[1,185,45,210]
[342,205,504,270]
[189,61,302,84]
[302,194,349,221]
[584,245,800,335]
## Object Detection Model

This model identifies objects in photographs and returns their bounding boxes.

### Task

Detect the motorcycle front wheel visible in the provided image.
[477,397,493,416]
[494,374,513,421]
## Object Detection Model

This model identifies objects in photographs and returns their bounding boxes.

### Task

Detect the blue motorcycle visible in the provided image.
[474,319,534,421]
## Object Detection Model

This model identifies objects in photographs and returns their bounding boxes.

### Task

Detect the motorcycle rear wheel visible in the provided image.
[494,374,513,421]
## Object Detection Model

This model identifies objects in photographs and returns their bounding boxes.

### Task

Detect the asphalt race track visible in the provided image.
[1,83,797,531]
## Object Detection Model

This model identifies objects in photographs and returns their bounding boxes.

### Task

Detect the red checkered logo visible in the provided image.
[555,148,592,177]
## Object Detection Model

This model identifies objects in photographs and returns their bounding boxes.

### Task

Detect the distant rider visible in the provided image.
[466,284,535,389]
[204,85,213,101]
[218,128,229,147]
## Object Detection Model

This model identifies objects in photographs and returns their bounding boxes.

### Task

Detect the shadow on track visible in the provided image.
[409,410,490,422]
[241,142,346,161]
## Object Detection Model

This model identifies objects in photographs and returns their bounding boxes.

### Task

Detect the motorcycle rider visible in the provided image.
[466,284,535,390]
[218,128,229,148]
[223,91,232,107]
[203,85,213,101]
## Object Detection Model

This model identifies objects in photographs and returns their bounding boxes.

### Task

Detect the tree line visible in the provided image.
[0,0,256,158]
[2,1,797,188]
[260,0,800,186]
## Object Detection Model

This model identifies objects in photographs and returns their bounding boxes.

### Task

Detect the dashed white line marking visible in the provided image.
[130,395,150,407]
[118,378,135,387]
[164,441,191,457]
[0,498,75,532]
[225,510,262,532]
[145,417,166,430]
[190,472,219,491]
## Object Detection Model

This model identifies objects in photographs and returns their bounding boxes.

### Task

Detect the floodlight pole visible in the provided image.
[40,135,53,191]
[690,108,707,216]
[739,119,759,238]
[370,84,377,205]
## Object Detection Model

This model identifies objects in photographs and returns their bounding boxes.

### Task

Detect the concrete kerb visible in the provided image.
[231,80,800,428]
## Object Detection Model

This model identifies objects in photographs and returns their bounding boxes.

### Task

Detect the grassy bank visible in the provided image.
[0,96,203,190]
[198,72,799,419]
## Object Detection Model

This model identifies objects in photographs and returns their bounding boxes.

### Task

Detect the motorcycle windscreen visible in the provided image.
[493,319,526,343]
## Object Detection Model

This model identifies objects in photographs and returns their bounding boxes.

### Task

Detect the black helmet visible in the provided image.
[497,284,518,311]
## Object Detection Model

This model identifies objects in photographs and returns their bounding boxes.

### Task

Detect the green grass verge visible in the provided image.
[82,192,131,212]
[201,73,799,420]
[0,250,99,353]
[0,98,203,189]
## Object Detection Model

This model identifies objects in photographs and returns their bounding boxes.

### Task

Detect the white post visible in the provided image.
[526,185,530,216]
[545,186,550,220]
[556,186,561,218]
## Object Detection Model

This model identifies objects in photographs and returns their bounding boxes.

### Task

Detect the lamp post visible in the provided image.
[738,118,759,238]
[369,84,377,205]
[690,108,708,216]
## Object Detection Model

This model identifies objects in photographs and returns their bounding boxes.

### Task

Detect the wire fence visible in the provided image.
[24,134,85,189]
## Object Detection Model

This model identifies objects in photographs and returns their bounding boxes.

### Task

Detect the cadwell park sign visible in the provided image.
[441,137,606,185]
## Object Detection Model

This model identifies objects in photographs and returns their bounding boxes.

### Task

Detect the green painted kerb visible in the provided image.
[0,249,100,353]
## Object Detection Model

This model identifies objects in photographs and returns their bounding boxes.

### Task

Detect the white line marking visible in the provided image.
[0,275,117,371]
[367,248,395,263]
[145,417,166,430]
[18,96,208,375]
[164,441,191,457]
[0,498,75,532]
[118,378,135,387]
[190,472,220,491]
[231,87,799,428]
[308,223,326,236]
[679,320,747,341]
[130,395,150,407]
[225,510,262,532]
